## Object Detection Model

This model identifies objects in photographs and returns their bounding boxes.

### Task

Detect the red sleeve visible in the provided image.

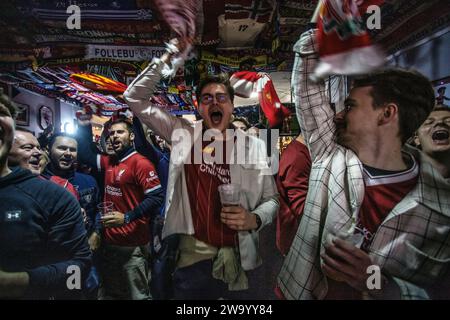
[134,157,162,194]
[276,141,312,255]
[49,176,79,201]
[99,154,108,172]
[66,182,80,201]
[280,143,311,217]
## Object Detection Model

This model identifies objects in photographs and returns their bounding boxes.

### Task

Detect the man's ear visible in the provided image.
[130,132,135,142]
[414,133,421,147]
[378,103,398,125]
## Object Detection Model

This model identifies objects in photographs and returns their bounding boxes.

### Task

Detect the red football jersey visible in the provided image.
[357,159,419,250]
[325,157,419,300]
[184,140,237,247]
[98,151,161,246]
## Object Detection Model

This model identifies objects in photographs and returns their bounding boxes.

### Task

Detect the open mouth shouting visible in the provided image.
[59,157,73,168]
[431,128,450,145]
[113,140,122,150]
[28,156,41,172]
[112,138,128,153]
[209,108,224,126]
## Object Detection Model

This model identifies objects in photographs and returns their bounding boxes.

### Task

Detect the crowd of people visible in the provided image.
[0,29,449,300]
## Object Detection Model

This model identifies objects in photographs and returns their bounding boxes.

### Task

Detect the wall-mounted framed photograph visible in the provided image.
[39,105,53,130]
[15,102,30,126]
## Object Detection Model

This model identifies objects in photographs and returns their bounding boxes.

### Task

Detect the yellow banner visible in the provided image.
[201,51,267,67]
[168,86,179,94]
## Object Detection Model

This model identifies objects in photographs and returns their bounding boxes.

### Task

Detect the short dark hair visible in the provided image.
[352,68,435,144]
[196,73,234,103]
[437,87,446,93]
[232,117,250,129]
[0,90,18,119]
[109,118,133,134]
[48,132,77,151]
[433,105,450,112]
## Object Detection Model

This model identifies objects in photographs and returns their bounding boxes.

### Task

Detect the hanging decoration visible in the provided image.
[313,0,385,80]
[230,71,291,128]
[69,73,128,93]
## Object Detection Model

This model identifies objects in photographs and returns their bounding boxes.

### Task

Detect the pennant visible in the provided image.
[69,73,128,93]
[314,0,385,80]
[230,71,291,128]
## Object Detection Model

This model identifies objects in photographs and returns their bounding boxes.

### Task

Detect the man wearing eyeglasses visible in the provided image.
[123,40,279,300]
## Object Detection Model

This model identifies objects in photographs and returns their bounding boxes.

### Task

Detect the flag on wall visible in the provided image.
[314,0,385,80]
[230,71,291,128]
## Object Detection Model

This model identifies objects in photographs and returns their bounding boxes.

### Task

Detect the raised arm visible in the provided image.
[123,43,190,143]
[292,29,337,161]
[132,116,160,165]
[76,121,101,170]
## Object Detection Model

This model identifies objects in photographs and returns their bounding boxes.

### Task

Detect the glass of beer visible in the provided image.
[218,183,241,207]
[97,201,114,217]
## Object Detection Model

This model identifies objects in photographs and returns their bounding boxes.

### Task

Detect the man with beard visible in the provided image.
[414,106,450,179]
[123,40,279,299]
[42,133,101,298]
[8,128,80,199]
[76,118,164,300]
[0,92,90,299]
[277,29,450,300]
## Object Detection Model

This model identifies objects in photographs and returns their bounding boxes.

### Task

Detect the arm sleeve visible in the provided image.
[123,58,188,144]
[124,158,164,223]
[76,123,101,170]
[132,116,160,166]
[26,188,91,296]
[280,145,311,218]
[251,174,280,230]
[292,29,337,161]
[124,188,164,223]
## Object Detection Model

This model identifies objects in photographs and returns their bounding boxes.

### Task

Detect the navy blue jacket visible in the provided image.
[0,167,91,299]
[42,166,101,235]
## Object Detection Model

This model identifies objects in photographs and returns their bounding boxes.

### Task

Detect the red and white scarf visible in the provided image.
[314,0,385,80]
[230,71,291,128]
